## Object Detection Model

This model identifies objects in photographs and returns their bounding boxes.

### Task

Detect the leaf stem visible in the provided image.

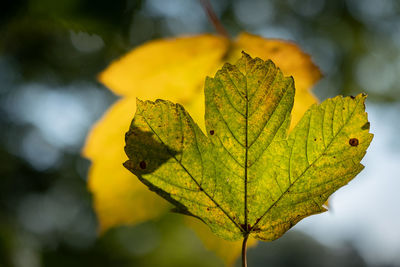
[242,235,249,267]
[199,0,230,39]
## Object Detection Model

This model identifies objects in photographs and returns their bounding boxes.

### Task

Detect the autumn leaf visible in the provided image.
[124,53,373,242]
[83,32,321,265]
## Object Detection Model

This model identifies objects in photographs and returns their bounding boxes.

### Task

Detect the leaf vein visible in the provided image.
[140,109,243,233]
[251,97,363,231]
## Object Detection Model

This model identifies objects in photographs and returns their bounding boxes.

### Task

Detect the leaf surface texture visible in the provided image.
[124,53,372,241]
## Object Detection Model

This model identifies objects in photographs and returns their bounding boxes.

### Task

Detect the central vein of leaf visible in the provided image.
[244,74,249,233]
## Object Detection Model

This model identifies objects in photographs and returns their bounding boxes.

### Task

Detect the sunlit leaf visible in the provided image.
[124,53,372,242]
[83,33,322,264]
[232,33,321,128]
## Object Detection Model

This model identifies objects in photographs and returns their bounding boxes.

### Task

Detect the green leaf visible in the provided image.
[124,52,373,242]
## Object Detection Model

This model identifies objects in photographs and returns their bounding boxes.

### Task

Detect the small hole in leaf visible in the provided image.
[209,130,214,135]
[349,138,359,147]
[139,161,147,169]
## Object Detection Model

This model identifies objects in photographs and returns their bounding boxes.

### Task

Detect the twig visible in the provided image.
[199,0,230,39]
[242,235,249,267]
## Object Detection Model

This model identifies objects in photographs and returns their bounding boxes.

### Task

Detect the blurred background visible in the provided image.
[1,0,399,266]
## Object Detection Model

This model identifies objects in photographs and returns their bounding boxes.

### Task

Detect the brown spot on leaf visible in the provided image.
[349,138,359,147]
[209,130,214,135]
[139,161,147,169]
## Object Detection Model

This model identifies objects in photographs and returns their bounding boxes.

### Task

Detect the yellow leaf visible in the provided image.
[83,33,321,263]
[98,34,229,102]
[84,98,170,231]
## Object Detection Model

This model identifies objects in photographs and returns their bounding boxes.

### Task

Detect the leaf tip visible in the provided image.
[288,75,295,85]
[240,50,251,59]
[123,160,134,171]
[136,97,145,110]
[205,75,213,83]
[349,93,367,101]
[322,203,329,211]
[361,122,370,131]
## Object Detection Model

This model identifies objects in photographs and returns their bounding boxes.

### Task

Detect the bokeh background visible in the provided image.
[1,0,399,266]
